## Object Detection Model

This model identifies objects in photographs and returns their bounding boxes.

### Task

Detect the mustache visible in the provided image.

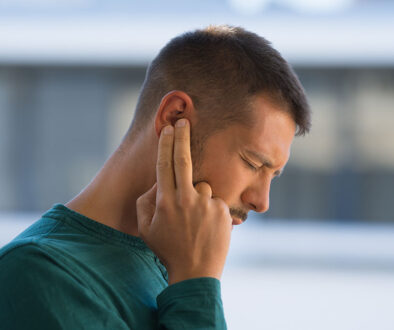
[229,208,248,222]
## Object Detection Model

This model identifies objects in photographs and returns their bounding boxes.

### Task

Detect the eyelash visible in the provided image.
[242,157,258,171]
[242,156,282,179]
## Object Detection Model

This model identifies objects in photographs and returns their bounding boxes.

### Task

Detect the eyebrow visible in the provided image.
[244,149,284,177]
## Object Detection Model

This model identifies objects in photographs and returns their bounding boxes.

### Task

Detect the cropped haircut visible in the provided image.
[129,25,311,137]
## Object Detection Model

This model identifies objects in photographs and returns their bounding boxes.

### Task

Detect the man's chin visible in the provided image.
[231,217,244,226]
[230,207,247,224]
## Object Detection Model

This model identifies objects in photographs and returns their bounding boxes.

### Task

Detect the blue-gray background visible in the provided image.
[0,1,393,329]
[0,0,393,221]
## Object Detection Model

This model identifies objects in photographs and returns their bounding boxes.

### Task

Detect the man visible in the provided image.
[0,25,310,329]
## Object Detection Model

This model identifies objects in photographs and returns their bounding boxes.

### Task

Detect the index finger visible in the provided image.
[156,125,175,193]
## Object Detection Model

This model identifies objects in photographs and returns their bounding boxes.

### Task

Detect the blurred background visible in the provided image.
[0,0,393,329]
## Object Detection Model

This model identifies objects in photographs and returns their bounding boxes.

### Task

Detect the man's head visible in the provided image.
[127,25,311,223]
[129,25,310,138]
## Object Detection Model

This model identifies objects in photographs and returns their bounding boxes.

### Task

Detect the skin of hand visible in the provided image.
[136,118,233,285]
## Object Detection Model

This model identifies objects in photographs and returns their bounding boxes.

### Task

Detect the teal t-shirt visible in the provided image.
[0,204,226,329]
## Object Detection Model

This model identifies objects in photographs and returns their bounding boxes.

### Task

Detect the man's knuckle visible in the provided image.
[156,194,166,207]
[174,156,190,168]
[155,202,167,215]
[157,159,172,169]
[177,194,192,207]
[216,201,229,214]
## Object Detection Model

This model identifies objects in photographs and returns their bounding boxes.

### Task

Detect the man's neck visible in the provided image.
[65,133,157,237]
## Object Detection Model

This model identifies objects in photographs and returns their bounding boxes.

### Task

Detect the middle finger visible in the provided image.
[173,119,193,192]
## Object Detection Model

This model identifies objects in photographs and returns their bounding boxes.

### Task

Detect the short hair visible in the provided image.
[129,25,311,137]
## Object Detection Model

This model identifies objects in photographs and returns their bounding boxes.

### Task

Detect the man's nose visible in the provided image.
[242,179,270,213]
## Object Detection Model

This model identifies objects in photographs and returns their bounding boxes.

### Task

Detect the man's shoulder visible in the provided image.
[0,236,131,329]
[0,213,65,263]
[1,219,47,259]
[0,212,89,283]
[0,235,100,308]
[0,239,60,277]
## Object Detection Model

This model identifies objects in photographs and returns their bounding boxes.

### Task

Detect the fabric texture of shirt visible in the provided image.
[0,204,227,329]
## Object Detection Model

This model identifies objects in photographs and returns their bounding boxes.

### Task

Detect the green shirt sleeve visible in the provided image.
[0,244,130,330]
[157,277,227,329]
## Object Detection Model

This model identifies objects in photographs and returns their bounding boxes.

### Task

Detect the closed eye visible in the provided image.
[241,156,258,171]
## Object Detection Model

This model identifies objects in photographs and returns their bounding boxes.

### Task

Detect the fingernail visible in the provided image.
[163,125,173,135]
[176,119,186,127]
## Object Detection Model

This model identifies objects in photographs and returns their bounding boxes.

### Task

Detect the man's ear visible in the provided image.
[154,90,195,137]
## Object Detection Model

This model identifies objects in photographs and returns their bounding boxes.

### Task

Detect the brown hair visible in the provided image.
[129,25,311,137]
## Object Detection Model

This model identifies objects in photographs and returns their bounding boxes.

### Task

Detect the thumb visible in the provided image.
[136,183,157,237]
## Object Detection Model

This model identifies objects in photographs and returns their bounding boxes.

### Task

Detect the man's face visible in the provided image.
[191,95,296,226]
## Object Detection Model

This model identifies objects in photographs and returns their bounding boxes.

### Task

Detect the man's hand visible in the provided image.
[136,119,232,285]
